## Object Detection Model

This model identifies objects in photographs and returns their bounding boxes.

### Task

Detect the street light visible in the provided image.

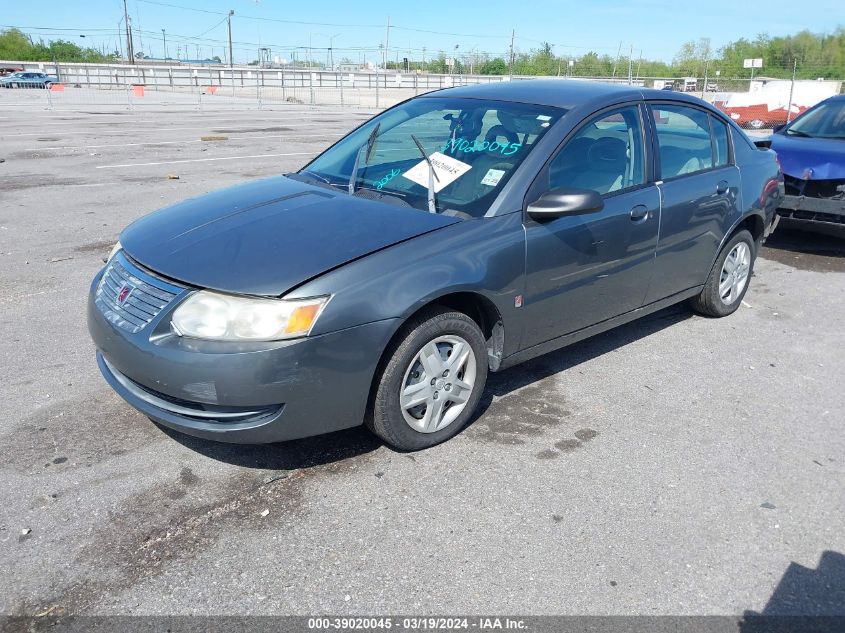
[314,32,342,69]
[162,29,168,60]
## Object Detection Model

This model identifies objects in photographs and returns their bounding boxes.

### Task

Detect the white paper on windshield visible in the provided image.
[402,152,471,193]
[481,168,505,187]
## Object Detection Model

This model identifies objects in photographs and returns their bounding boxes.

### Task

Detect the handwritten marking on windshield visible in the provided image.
[375,168,402,190]
[442,137,522,157]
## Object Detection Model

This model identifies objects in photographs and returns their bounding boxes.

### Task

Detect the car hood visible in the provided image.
[770,134,845,180]
[120,175,459,296]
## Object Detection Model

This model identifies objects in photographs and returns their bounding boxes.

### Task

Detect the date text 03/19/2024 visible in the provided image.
[306,617,528,630]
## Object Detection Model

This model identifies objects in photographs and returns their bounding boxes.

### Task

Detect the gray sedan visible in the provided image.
[88,80,782,451]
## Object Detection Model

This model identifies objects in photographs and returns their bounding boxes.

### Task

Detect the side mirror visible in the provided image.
[526,188,604,221]
[772,124,786,134]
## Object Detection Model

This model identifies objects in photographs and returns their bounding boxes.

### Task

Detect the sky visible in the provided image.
[2,0,842,64]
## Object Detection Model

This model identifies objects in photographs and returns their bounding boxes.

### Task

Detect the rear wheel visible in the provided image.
[368,308,488,451]
[689,229,755,317]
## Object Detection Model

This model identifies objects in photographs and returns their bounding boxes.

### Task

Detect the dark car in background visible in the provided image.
[0,66,24,78]
[88,80,782,451]
[762,95,845,229]
[0,71,58,88]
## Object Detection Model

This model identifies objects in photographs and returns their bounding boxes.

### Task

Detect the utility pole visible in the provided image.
[508,29,515,79]
[627,44,633,85]
[786,58,798,123]
[161,29,167,60]
[122,0,135,63]
[384,16,390,70]
[612,40,622,79]
[227,9,234,68]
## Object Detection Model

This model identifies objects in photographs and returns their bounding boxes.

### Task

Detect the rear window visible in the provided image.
[650,104,713,179]
[711,116,731,167]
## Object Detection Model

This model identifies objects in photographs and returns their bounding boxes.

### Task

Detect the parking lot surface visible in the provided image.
[1,98,843,616]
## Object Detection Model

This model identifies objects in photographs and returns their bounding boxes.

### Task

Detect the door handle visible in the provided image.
[716,180,729,195]
[630,205,649,222]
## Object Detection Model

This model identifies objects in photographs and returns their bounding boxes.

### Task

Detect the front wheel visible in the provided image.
[689,229,756,317]
[368,308,488,451]
[43,82,52,90]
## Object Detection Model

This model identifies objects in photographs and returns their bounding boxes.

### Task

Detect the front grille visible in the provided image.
[783,175,845,199]
[95,252,184,333]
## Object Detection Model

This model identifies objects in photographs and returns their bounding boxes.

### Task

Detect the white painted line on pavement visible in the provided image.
[25,133,339,151]
[3,122,354,138]
[96,152,316,169]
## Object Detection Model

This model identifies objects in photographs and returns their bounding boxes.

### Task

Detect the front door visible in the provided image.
[521,104,660,349]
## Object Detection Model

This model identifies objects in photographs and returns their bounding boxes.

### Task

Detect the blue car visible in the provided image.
[766,95,845,228]
[0,71,58,89]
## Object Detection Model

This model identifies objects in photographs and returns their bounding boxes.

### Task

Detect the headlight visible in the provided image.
[106,241,122,262]
[171,291,329,341]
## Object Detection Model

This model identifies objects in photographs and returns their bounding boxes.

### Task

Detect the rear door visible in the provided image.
[644,102,741,303]
[521,103,660,348]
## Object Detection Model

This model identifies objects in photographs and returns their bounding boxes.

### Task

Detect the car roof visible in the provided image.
[421,78,707,110]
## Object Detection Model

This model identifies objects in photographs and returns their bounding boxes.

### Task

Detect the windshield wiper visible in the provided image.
[348,122,380,195]
[411,134,440,213]
[289,170,345,191]
[786,129,811,138]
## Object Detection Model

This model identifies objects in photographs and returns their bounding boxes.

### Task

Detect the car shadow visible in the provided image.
[739,550,845,631]
[163,304,693,467]
[470,304,693,423]
[157,423,383,470]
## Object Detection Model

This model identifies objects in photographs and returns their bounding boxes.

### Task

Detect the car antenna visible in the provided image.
[411,134,440,213]
[348,122,380,195]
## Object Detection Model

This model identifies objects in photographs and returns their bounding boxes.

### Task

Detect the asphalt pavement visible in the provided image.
[1,98,843,617]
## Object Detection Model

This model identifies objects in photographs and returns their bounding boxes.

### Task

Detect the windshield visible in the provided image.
[297,97,565,216]
[786,100,845,139]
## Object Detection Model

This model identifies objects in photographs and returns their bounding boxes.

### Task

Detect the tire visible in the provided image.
[367,307,488,451]
[10,82,18,89]
[43,82,52,90]
[689,229,756,317]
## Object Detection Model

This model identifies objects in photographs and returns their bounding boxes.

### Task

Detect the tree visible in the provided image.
[0,28,115,62]
[673,37,712,76]
[0,28,31,60]
[479,58,507,75]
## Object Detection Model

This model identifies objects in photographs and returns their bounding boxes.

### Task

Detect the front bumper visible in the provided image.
[777,195,845,227]
[88,268,398,444]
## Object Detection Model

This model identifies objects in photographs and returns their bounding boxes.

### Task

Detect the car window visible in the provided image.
[711,116,731,167]
[301,97,564,217]
[650,104,714,179]
[786,99,845,139]
[548,106,645,196]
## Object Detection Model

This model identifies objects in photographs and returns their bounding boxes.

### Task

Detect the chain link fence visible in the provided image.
[1,60,841,130]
